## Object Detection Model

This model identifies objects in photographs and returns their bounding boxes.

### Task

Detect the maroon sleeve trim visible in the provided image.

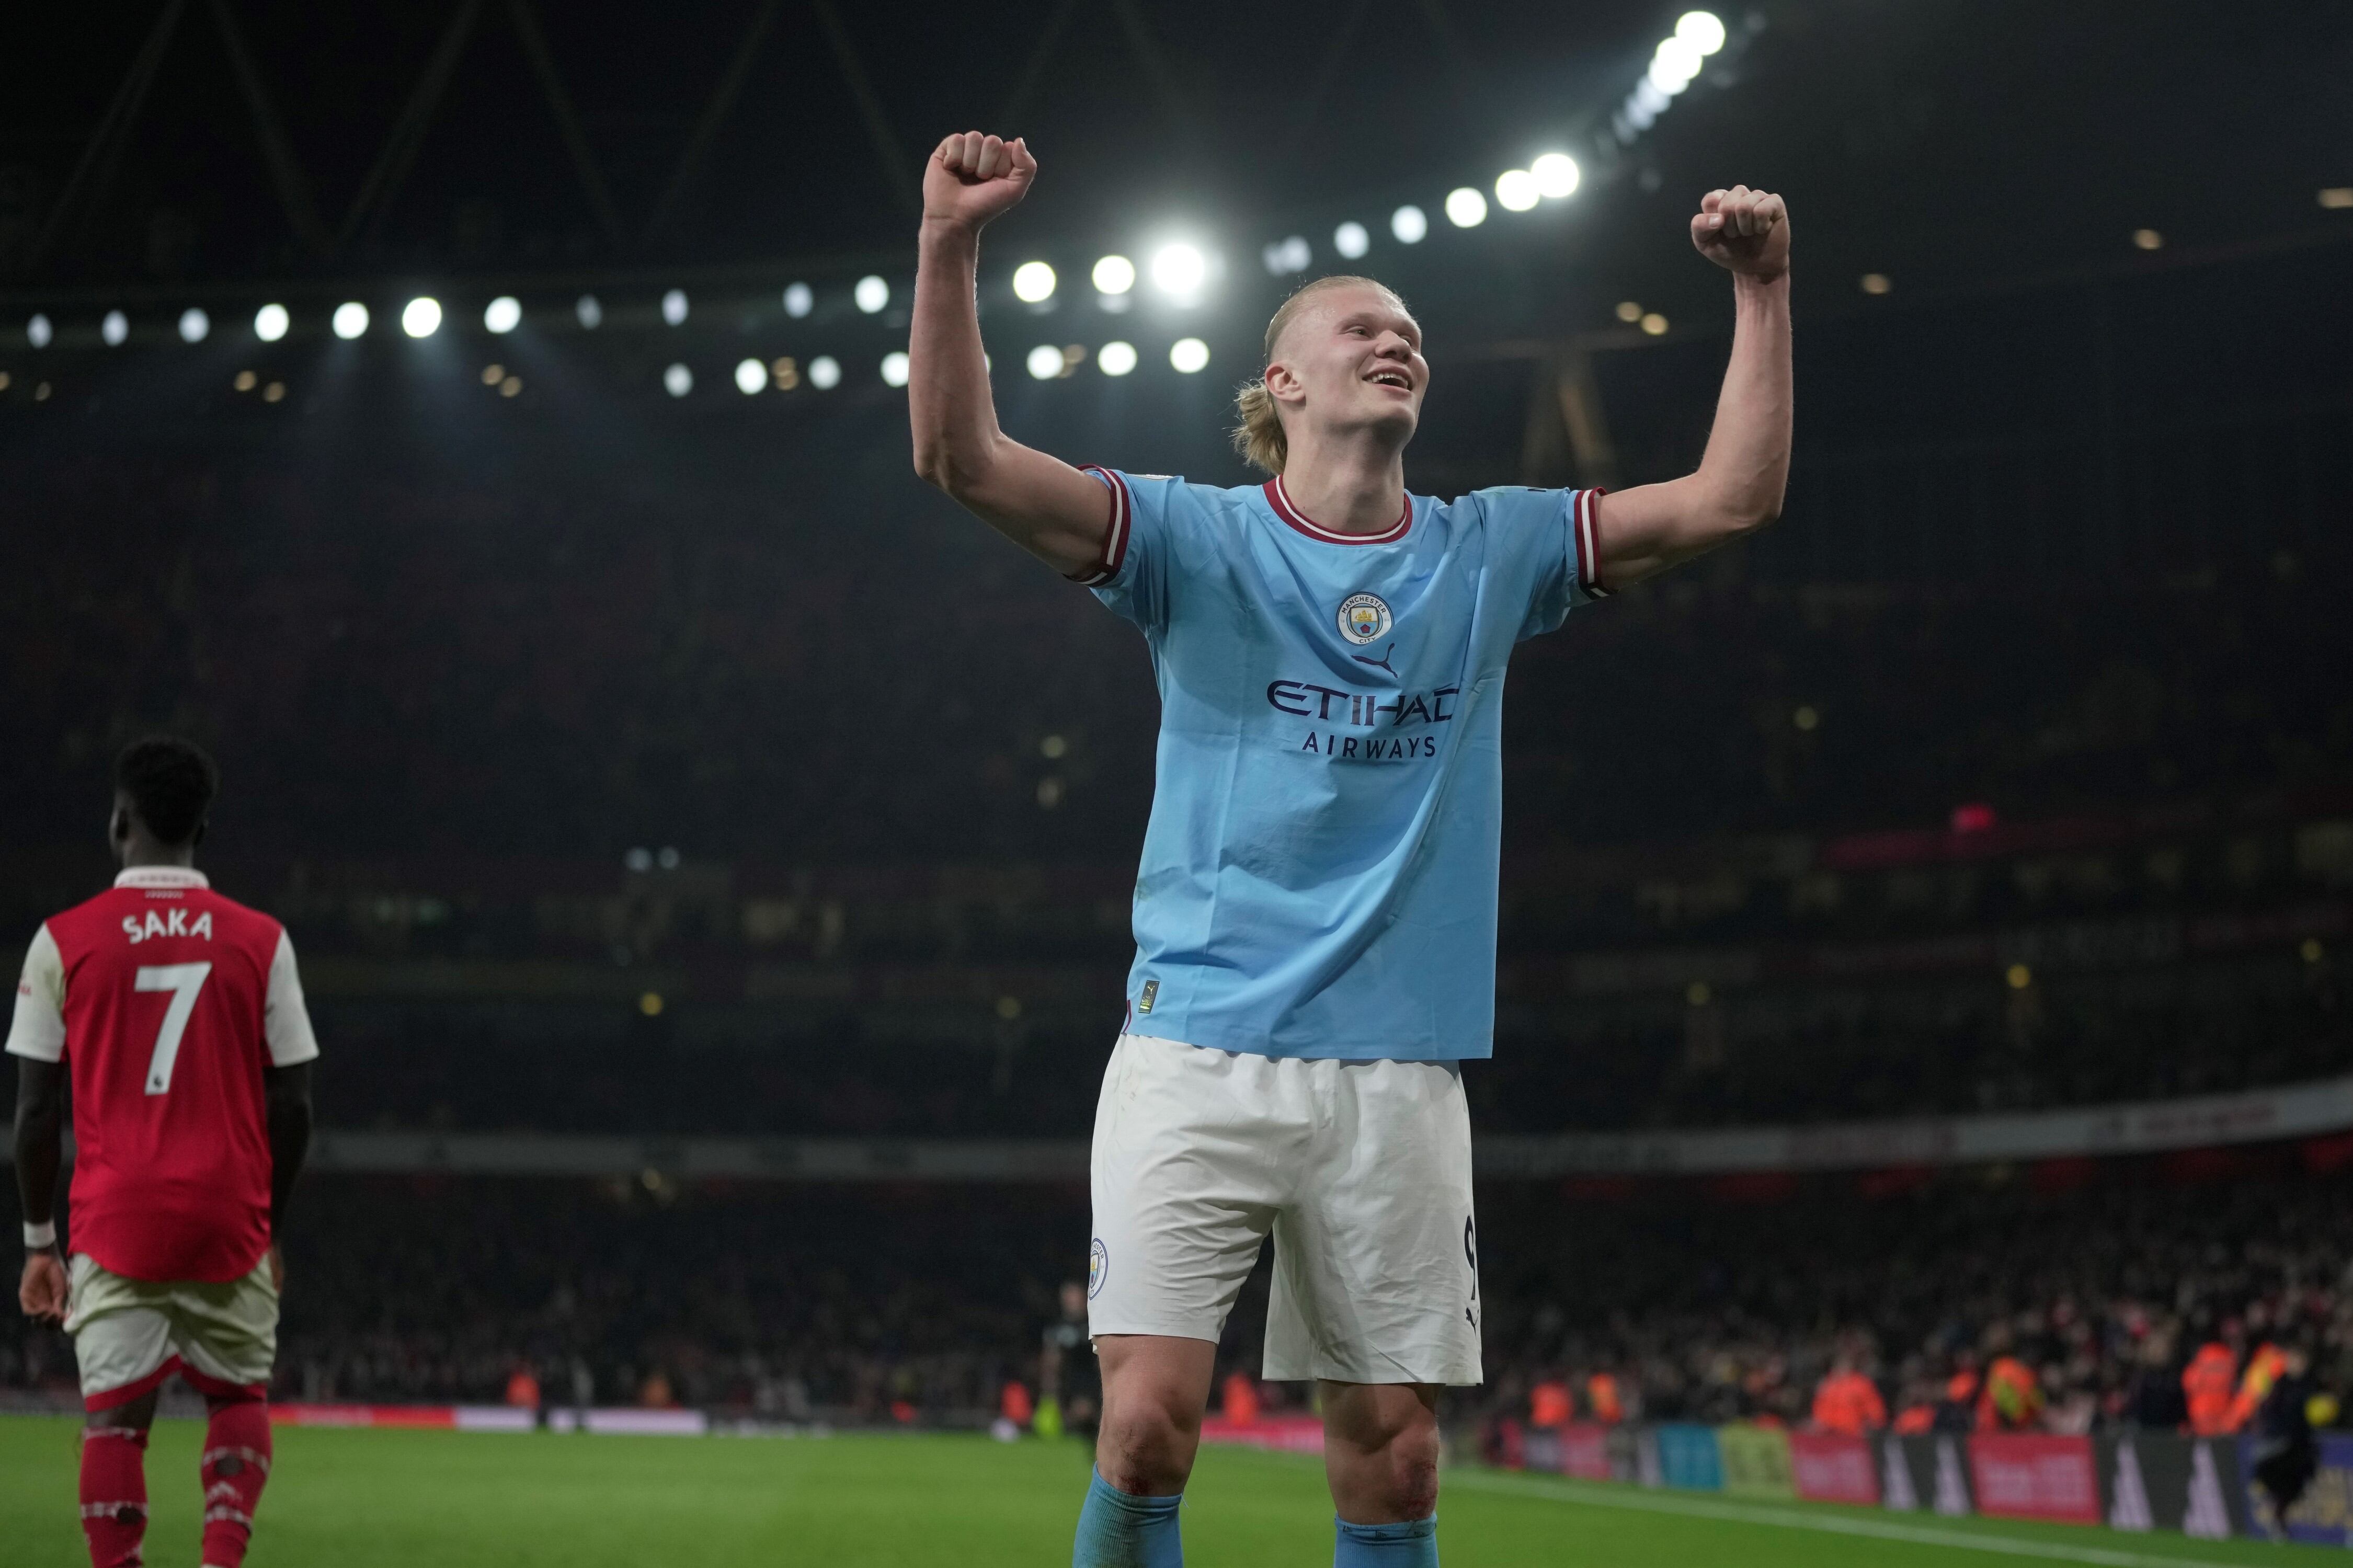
[1066,467,1133,587]
[1574,487,1613,599]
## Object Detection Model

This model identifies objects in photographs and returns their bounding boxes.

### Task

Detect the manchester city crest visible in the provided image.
[1088,1238,1109,1298]
[1337,592,1392,646]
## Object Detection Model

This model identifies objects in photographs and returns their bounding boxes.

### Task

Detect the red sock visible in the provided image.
[79,1425,150,1568]
[199,1399,272,1568]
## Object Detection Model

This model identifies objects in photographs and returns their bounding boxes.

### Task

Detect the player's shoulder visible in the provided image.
[1437,484,1577,522]
[50,878,281,954]
[1105,471,1257,515]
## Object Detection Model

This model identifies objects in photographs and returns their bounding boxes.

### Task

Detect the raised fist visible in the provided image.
[924,132,1037,233]
[1690,186,1789,281]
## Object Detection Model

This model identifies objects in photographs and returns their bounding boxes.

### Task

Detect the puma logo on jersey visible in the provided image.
[123,909,214,944]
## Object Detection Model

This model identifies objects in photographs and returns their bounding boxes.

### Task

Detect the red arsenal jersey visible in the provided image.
[6,867,318,1282]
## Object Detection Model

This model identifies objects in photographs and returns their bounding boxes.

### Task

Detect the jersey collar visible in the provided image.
[1263,475,1413,545]
[115,866,209,889]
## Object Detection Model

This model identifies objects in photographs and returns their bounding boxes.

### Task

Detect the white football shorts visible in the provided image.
[1086,1033,1483,1386]
[64,1253,279,1409]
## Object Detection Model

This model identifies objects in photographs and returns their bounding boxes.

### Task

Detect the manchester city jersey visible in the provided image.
[1079,468,1607,1061]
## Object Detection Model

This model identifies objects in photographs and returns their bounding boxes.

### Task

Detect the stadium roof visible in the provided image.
[2,0,2347,305]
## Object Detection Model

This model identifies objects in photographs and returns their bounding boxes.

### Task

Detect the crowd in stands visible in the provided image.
[1472,1160,2353,1440]
[5,1163,2347,1445]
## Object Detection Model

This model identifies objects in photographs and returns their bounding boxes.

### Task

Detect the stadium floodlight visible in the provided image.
[1026,344,1064,381]
[663,362,693,397]
[401,297,442,338]
[26,313,52,349]
[576,293,603,329]
[1676,9,1728,53]
[1495,170,1539,212]
[254,303,289,342]
[783,281,814,318]
[1531,153,1581,199]
[735,358,766,395]
[881,351,910,386]
[1650,35,1703,94]
[808,354,842,390]
[177,307,209,344]
[1333,221,1370,260]
[1169,337,1209,373]
[1150,243,1207,300]
[1391,205,1428,244]
[1092,254,1137,295]
[1261,236,1311,276]
[484,296,522,334]
[854,275,889,314]
[1012,261,1057,303]
[332,302,369,339]
[1098,340,1138,376]
[661,289,689,326]
[1444,188,1488,228]
[102,310,129,346]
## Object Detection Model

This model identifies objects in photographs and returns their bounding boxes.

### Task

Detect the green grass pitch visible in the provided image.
[0,1415,2321,1566]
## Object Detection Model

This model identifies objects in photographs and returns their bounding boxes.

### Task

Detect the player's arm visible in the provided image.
[261,929,318,1288]
[1592,186,1792,589]
[265,1061,312,1246]
[910,132,1115,578]
[14,1057,66,1321]
[9,924,68,1321]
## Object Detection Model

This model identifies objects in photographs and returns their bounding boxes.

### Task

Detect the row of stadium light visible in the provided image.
[669,336,1215,398]
[9,13,1734,358]
[1611,10,1729,144]
[17,274,896,351]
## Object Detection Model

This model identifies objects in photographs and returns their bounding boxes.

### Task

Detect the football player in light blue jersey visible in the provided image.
[911,130,1791,1568]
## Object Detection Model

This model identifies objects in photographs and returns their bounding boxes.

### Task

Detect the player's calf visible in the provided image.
[79,1422,150,1568]
[198,1393,272,1568]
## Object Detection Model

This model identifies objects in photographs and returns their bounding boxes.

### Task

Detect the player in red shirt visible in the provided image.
[12,738,317,1568]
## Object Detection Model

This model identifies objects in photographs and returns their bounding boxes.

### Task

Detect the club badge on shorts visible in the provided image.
[1337,592,1392,646]
[1088,1238,1109,1299]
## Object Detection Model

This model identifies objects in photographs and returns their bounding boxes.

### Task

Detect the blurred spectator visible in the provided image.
[1810,1356,1887,1435]
[2185,1340,2239,1435]
[2252,1343,2320,1530]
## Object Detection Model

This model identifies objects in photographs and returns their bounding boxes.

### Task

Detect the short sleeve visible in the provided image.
[263,928,321,1067]
[1477,485,1609,640]
[1077,470,1201,634]
[4,924,66,1062]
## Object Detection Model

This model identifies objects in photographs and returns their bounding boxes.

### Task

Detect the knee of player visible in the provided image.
[1097,1404,1194,1492]
[1388,1443,1441,1518]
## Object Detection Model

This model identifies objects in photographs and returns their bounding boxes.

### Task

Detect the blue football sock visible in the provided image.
[1334,1514,1438,1566]
[1072,1469,1184,1567]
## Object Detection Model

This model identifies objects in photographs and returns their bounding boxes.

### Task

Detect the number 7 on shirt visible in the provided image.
[134,961,212,1095]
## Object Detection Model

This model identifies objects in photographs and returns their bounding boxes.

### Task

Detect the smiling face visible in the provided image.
[1264,280,1427,455]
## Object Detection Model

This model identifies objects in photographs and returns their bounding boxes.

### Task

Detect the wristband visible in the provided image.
[24,1220,56,1250]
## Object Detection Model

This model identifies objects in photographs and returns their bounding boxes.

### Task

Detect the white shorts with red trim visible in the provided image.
[64,1253,277,1409]
[1086,1033,1483,1386]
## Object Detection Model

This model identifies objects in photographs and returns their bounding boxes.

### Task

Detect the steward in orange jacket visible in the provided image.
[2184,1342,2240,1436]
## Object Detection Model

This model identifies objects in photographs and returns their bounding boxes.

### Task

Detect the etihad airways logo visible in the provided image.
[1267,678,1458,762]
